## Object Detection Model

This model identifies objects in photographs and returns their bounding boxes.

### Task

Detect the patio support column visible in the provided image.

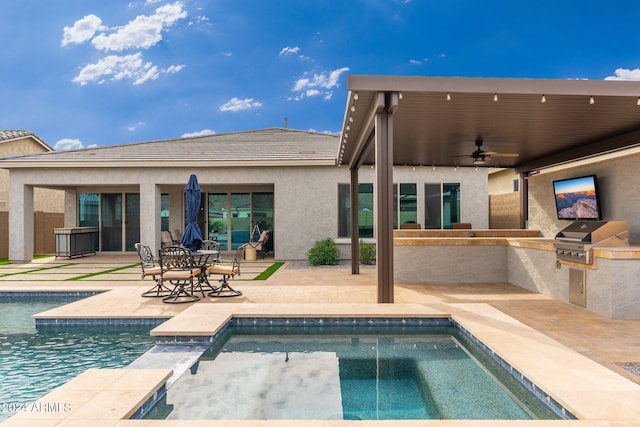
[64,189,77,228]
[9,180,34,263]
[140,182,161,254]
[375,92,399,303]
[350,166,359,274]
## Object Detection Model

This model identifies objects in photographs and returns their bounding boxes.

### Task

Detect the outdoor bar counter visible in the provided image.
[394,229,640,319]
[54,227,98,259]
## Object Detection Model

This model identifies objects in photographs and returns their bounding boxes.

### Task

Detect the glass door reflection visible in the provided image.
[208,193,228,251]
[230,193,250,250]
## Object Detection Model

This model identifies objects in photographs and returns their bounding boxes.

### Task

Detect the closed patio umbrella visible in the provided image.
[180,174,203,251]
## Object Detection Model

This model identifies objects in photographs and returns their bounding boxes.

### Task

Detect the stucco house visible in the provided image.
[4,74,640,317]
[0,127,489,263]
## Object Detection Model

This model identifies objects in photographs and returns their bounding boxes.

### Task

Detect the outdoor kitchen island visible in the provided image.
[394,229,640,319]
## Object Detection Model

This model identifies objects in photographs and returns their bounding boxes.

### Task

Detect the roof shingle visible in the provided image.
[0,128,339,168]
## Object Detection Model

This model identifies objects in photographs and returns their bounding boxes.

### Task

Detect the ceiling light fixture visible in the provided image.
[446,92,451,101]
[353,92,359,101]
[351,105,356,112]
[541,94,546,103]
[636,97,640,106]
[493,93,498,102]
[589,96,595,105]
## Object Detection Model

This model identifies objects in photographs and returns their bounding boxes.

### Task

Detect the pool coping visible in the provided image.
[3,302,640,426]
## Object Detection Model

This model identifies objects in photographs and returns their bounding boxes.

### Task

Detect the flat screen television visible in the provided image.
[552,174,602,220]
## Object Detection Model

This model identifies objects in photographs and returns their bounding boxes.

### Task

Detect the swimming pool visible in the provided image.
[0,293,158,421]
[144,319,566,420]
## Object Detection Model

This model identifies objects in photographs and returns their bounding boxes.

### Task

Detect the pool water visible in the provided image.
[147,324,559,420]
[0,295,156,421]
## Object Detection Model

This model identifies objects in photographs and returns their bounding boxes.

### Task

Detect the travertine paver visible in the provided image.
[2,254,640,426]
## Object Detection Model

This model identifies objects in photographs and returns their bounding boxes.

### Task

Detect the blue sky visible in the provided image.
[2,0,640,150]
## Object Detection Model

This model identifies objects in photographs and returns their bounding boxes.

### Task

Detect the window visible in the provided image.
[394,183,417,228]
[339,182,419,235]
[513,178,520,192]
[424,184,442,229]
[424,183,461,229]
[79,193,99,227]
[161,194,170,231]
[338,183,374,238]
[443,183,461,228]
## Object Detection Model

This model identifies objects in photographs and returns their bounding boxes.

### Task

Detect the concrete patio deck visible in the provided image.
[1,254,640,426]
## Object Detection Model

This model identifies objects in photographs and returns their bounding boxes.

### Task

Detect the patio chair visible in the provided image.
[158,246,202,304]
[207,244,245,297]
[170,229,182,244]
[201,239,221,262]
[249,230,270,259]
[161,231,174,247]
[134,243,171,297]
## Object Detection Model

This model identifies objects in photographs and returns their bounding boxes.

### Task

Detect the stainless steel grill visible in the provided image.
[554,221,629,264]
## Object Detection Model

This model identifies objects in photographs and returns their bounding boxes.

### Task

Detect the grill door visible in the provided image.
[569,268,586,308]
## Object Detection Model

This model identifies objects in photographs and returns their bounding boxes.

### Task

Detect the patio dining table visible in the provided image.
[191,249,220,293]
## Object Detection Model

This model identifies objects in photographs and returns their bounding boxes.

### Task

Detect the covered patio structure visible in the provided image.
[340,75,640,303]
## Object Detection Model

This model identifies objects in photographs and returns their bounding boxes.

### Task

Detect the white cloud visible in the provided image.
[182,129,216,137]
[189,15,210,26]
[293,67,349,91]
[165,64,185,74]
[219,97,263,112]
[604,68,640,81]
[127,122,145,131]
[72,53,159,85]
[64,2,189,86]
[91,2,187,51]
[290,67,349,101]
[279,46,300,56]
[54,138,85,151]
[61,14,104,46]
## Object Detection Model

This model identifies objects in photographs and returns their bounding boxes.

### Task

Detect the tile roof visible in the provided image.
[0,128,339,168]
[0,130,35,142]
[0,130,53,152]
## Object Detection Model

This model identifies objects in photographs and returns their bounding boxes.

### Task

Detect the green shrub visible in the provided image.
[359,239,376,265]
[307,238,340,266]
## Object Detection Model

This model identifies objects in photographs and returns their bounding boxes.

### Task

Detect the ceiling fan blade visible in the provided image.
[485,152,519,157]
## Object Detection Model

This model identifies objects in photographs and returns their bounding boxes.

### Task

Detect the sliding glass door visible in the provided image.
[82,192,140,252]
[207,191,274,251]
[101,194,122,251]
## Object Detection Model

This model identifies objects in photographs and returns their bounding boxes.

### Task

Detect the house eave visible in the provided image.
[0,158,339,169]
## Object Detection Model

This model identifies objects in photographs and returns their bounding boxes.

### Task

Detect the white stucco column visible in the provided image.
[140,182,161,254]
[64,189,77,228]
[9,179,34,263]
